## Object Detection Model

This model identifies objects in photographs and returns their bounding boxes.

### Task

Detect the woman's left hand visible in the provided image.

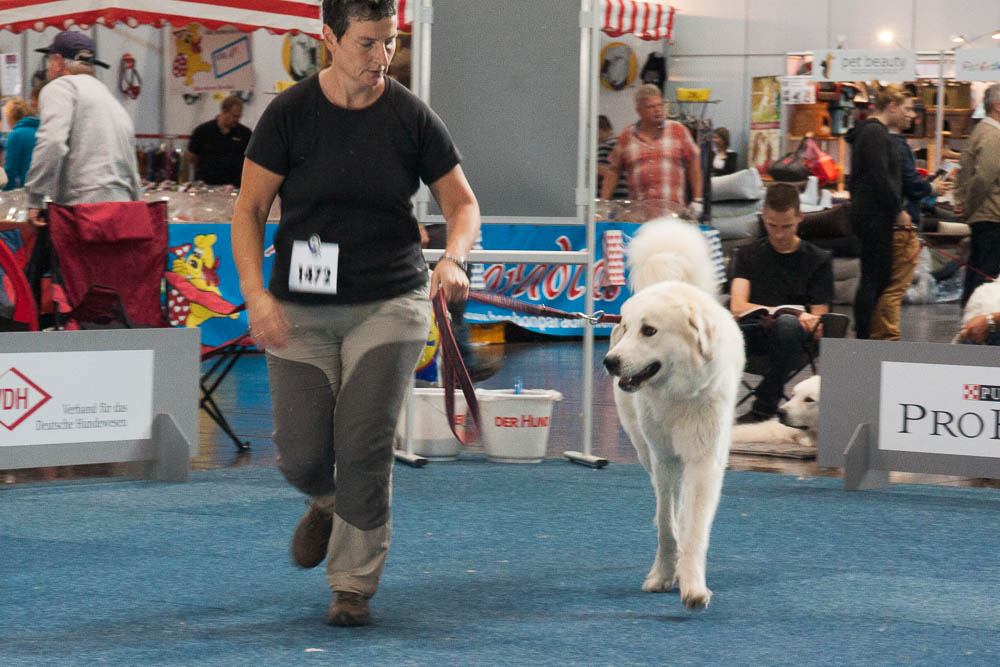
[430,258,470,303]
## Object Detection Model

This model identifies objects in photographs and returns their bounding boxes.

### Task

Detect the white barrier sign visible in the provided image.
[0,351,154,446]
[880,361,1000,458]
[811,49,915,82]
[954,48,1000,82]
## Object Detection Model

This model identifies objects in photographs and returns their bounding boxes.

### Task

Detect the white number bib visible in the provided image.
[289,235,339,294]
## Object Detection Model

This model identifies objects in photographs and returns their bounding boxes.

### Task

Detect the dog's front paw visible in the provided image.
[642,567,677,593]
[680,585,712,609]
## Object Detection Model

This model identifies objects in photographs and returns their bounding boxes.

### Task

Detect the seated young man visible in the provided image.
[729,183,834,423]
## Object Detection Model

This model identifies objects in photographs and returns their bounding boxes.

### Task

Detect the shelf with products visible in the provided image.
[787,134,847,192]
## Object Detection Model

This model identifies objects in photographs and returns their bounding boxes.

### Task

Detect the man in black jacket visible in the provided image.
[846,84,916,340]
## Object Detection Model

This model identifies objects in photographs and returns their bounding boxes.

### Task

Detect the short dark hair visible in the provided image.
[763,182,800,213]
[322,0,397,40]
[221,95,243,112]
[598,115,612,132]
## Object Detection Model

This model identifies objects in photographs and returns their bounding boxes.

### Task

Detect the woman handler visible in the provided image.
[231,0,480,627]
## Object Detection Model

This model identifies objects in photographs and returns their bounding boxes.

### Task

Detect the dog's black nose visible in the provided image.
[603,356,620,375]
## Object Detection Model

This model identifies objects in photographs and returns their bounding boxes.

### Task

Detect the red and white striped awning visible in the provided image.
[0,0,417,38]
[602,0,674,42]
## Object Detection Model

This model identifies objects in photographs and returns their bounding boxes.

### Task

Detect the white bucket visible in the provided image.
[397,388,468,461]
[476,389,563,463]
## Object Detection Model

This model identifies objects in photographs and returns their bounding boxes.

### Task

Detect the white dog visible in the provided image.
[953,280,1000,343]
[603,219,744,609]
[731,375,821,447]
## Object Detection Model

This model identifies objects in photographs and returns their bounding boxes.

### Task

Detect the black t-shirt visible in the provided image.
[246,75,461,303]
[731,237,833,307]
[188,120,252,186]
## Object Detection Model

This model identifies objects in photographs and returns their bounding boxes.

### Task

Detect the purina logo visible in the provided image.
[963,384,1000,402]
[0,367,52,430]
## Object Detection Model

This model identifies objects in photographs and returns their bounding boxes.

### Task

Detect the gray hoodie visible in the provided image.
[25,74,141,209]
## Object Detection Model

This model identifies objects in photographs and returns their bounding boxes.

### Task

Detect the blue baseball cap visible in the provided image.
[36,31,110,69]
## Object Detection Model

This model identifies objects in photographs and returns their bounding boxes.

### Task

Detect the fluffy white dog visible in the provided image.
[953,281,1000,343]
[731,375,821,447]
[603,219,744,609]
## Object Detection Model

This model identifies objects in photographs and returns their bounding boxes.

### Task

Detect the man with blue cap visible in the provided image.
[25,30,141,227]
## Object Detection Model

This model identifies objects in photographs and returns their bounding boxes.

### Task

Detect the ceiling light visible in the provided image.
[992,30,1000,40]
[878,30,894,44]
[952,35,966,44]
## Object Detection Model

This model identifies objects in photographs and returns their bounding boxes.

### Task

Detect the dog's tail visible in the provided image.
[626,218,717,295]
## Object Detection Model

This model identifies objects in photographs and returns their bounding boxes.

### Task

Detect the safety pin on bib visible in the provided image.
[307,234,322,256]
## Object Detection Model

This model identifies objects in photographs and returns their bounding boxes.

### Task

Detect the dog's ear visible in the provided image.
[610,323,624,348]
[686,304,715,364]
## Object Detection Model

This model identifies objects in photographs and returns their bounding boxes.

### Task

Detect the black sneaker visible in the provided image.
[735,410,773,425]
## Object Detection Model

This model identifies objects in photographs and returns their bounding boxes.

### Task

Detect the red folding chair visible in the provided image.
[46,201,169,329]
[0,238,39,331]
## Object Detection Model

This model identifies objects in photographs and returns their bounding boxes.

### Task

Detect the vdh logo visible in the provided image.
[0,368,52,431]
[964,384,1000,402]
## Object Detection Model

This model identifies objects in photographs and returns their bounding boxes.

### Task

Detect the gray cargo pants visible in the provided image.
[266,284,432,596]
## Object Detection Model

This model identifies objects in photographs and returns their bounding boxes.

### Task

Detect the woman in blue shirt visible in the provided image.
[3,97,40,190]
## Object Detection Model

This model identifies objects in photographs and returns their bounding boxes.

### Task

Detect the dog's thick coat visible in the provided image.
[604,219,744,609]
[731,375,821,447]
[954,281,1000,343]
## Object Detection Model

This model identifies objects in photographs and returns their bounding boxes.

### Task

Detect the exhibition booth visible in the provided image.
[4,3,1000,482]
[0,0,678,465]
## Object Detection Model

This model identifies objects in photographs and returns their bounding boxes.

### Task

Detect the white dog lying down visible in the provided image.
[731,375,821,447]
[603,219,744,609]
[953,281,1000,343]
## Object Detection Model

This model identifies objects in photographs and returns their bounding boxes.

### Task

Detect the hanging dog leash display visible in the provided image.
[118,53,142,99]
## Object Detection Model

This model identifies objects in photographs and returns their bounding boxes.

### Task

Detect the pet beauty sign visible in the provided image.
[0,351,153,446]
[812,49,915,82]
[879,361,1000,458]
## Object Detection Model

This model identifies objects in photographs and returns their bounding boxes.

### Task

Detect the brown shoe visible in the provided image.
[290,503,332,569]
[327,591,371,627]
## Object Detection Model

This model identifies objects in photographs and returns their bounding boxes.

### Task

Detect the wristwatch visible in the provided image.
[440,252,468,272]
[987,313,997,335]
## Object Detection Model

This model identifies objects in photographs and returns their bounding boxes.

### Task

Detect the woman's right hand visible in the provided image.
[247,290,290,350]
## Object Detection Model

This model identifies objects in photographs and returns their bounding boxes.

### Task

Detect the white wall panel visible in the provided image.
[746,0,829,53]
[913,0,1000,51]
[827,0,914,50]
[92,25,163,135]
[669,0,747,56]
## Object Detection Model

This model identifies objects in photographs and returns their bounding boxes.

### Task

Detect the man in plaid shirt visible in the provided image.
[601,84,703,216]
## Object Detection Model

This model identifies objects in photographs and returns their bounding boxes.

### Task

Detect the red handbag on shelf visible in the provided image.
[802,136,839,185]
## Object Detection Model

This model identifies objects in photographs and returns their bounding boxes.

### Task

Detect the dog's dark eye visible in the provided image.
[641,325,657,337]
[804,397,815,403]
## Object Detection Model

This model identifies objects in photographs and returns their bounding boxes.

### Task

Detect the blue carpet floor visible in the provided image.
[2,460,999,666]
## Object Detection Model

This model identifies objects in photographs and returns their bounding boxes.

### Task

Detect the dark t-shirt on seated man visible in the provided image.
[188,119,252,187]
[731,237,833,309]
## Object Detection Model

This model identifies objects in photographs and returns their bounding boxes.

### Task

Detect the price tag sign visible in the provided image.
[211,35,252,78]
[289,235,338,294]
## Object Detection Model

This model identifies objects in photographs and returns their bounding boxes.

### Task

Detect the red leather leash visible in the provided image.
[432,292,481,444]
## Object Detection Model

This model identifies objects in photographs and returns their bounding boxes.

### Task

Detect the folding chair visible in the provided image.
[198,320,253,453]
[46,201,169,329]
[164,249,255,452]
[738,312,850,408]
[0,238,39,331]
